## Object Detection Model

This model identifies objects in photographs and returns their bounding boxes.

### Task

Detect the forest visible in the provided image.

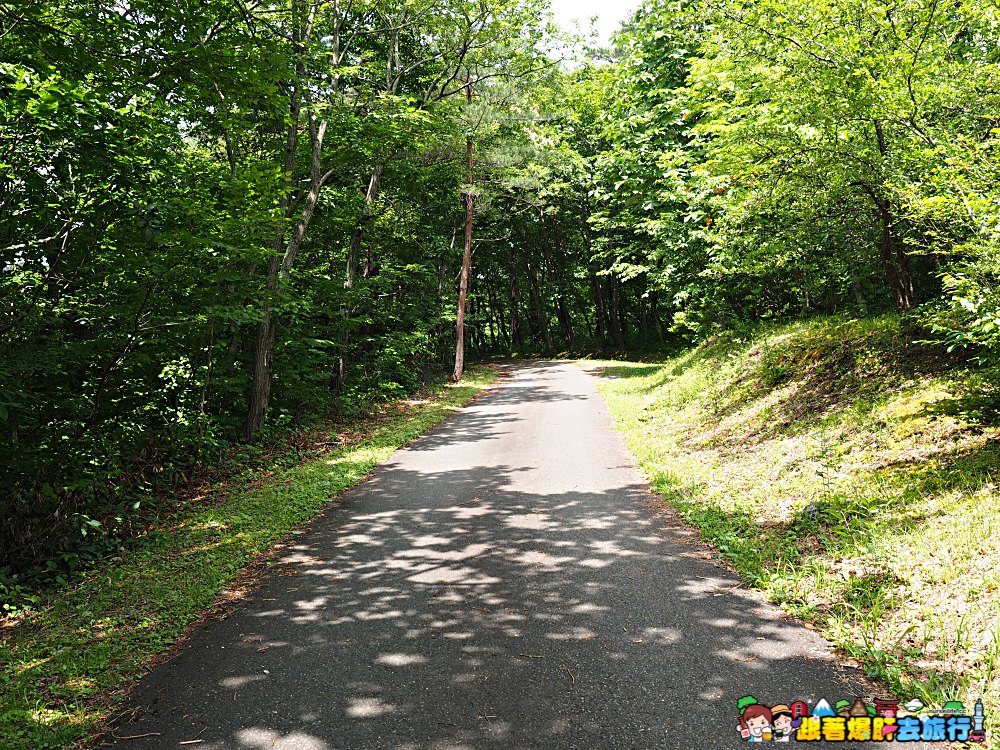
[2,0,998,582]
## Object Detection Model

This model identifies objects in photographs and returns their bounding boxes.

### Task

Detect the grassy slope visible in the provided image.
[0,367,496,750]
[589,316,1000,733]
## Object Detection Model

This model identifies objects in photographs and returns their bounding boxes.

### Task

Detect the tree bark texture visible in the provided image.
[452,75,474,382]
[243,111,332,439]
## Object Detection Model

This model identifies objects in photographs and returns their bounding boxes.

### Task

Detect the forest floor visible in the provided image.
[0,366,497,750]
[586,314,1000,739]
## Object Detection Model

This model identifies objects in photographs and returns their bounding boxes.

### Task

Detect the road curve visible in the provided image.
[109,362,917,749]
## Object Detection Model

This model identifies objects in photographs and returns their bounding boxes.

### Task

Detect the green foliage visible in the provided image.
[925,266,1000,357]
[576,0,1000,345]
[0,0,549,576]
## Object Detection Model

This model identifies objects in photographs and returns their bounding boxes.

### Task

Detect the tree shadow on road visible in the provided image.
[109,458,936,749]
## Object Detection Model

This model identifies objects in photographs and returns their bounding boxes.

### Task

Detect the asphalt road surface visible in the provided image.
[108,362,933,749]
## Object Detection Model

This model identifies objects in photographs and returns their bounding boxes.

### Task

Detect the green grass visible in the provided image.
[0,366,496,750]
[586,316,1000,741]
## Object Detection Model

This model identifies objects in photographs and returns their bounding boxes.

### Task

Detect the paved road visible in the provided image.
[108,362,924,749]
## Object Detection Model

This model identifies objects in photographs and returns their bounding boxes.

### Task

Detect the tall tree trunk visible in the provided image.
[486,269,508,351]
[243,90,300,441]
[556,297,574,348]
[582,199,609,344]
[346,165,384,288]
[509,247,523,349]
[452,75,474,382]
[243,112,331,440]
[526,259,551,352]
[486,280,499,350]
[452,185,473,380]
[540,210,573,347]
[873,197,914,312]
[868,121,914,312]
[592,275,609,343]
[500,299,513,349]
[333,164,385,390]
[243,1,329,439]
[493,280,511,350]
[244,299,278,441]
[609,276,625,349]
[575,288,594,339]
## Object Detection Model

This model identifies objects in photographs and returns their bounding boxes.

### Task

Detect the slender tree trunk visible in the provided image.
[509,247,523,349]
[333,165,385,391]
[486,280,498,350]
[895,239,914,312]
[874,200,914,311]
[243,92,300,440]
[556,297,574,348]
[452,186,473,380]
[243,259,280,441]
[346,166,384,288]
[452,75,474,382]
[472,298,483,356]
[486,270,507,351]
[869,121,914,312]
[198,318,216,428]
[650,290,665,344]
[582,199,609,344]
[500,301,512,350]
[495,285,511,350]
[575,289,594,339]
[540,210,573,347]
[592,275,608,343]
[243,1,331,439]
[526,259,551,352]
[609,277,625,349]
[243,112,331,440]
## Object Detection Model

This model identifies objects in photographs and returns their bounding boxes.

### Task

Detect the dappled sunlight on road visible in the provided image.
[110,363,917,750]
